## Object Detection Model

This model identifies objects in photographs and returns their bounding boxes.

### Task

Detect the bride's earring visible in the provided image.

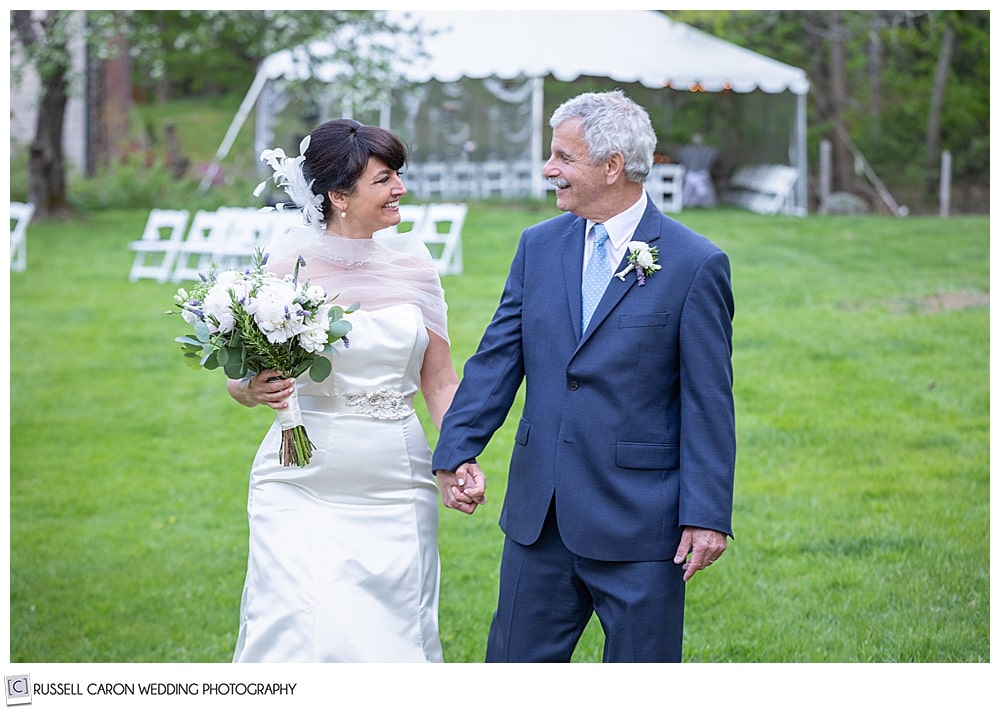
[330,191,347,219]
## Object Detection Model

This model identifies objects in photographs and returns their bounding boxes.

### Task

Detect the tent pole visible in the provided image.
[530,77,545,200]
[198,66,271,193]
[794,91,808,215]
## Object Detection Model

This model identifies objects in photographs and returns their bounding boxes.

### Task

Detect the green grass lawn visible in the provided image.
[8,203,989,664]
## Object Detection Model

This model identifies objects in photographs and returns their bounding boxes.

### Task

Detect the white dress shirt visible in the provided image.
[583,191,648,278]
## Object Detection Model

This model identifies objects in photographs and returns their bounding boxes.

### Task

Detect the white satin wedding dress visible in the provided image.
[232,303,443,662]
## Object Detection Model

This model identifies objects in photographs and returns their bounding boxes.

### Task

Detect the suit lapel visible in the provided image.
[577,199,664,346]
[561,216,588,341]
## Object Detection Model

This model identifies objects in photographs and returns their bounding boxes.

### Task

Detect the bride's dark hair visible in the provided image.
[302,119,408,221]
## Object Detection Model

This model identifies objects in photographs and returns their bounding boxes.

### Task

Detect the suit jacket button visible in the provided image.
[568,380,579,390]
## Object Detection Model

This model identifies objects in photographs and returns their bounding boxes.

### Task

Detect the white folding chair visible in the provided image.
[127,208,190,282]
[258,209,303,254]
[420,203,467,276]
[401,164,423,199]
[478,160,509,198]
[214,207,273,272]
[416,162,449,201]
[446,161,480,200]
[171,209,226,283]
[505,160,536,199]
[644,163,686,213]
[10,201,35,272]
[376,204,428,237]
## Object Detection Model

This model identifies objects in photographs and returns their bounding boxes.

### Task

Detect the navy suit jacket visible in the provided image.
[433,196,735,562]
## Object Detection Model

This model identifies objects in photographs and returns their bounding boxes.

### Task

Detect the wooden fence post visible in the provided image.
[939,150,952,218]
[818,139,832,214]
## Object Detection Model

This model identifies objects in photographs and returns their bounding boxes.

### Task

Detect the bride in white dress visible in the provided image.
[225,120,485,662]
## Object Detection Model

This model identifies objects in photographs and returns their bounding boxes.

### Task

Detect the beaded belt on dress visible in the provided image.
[298,391,415,420]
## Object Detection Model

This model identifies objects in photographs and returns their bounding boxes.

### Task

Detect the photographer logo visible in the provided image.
[5,675,31,706]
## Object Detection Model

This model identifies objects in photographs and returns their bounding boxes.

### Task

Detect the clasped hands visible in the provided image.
[436,461,486,515]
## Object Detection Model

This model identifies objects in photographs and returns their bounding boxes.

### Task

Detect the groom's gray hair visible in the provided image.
[549,89,656,183]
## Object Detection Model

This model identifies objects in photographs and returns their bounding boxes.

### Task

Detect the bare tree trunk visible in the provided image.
[30,70,72,219]
[827,11,854,192]
[866,20,883,132]
[12,10,74,219]
[925,23,956,192]
[101,33,133,166]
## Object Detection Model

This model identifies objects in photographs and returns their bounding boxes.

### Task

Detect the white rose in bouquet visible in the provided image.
[253,279,306,344]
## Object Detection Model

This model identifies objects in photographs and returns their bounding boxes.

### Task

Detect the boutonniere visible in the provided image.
[615,241,661,286]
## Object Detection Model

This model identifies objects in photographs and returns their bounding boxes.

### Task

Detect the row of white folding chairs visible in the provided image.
[407,160,684,213]
[405,160,537,201]
[130,202,468,283]
[128,207,301,283]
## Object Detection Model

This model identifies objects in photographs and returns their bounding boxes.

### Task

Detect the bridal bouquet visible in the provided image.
[170,249,356,466]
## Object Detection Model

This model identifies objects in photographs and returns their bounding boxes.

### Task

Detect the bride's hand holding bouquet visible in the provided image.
[170,248,356,466]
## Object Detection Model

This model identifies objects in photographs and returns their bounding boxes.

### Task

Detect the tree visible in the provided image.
[122,10,409,105]
[10,10,413,219]
[823,11,855,192]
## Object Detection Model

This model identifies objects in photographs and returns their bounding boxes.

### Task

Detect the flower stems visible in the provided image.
[279,425,315,467]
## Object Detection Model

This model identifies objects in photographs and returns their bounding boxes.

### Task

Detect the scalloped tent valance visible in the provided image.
[384,10,809,95]
[261,10,809,95]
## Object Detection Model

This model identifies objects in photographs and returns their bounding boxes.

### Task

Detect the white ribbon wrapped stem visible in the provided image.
[275,388,304,431]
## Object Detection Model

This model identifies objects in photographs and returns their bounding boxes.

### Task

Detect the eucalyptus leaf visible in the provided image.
[194,320,211,342]
[309,356,332,382]
[329,321,352,340]
[224,358,245,379]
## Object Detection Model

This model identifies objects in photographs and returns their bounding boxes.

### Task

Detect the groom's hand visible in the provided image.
[436,462,486,515]
[674,526,727,582]
[455,461,486,505]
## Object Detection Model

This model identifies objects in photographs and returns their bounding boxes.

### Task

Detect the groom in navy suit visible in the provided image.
[434,90,735,662]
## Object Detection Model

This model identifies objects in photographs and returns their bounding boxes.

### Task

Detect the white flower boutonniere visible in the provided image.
[615,241,661,286]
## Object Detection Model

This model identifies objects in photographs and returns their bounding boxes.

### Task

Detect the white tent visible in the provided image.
[203,10,810,211]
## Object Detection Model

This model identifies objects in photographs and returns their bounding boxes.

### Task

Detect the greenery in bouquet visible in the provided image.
[170,248,357,466]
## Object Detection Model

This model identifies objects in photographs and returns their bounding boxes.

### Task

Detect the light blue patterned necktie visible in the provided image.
[581,223,610,332]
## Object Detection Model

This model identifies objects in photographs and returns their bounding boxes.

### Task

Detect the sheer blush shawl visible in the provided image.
[264,226,450,343]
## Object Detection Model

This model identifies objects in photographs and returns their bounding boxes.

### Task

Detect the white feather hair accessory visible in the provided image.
[253,134,325,231]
